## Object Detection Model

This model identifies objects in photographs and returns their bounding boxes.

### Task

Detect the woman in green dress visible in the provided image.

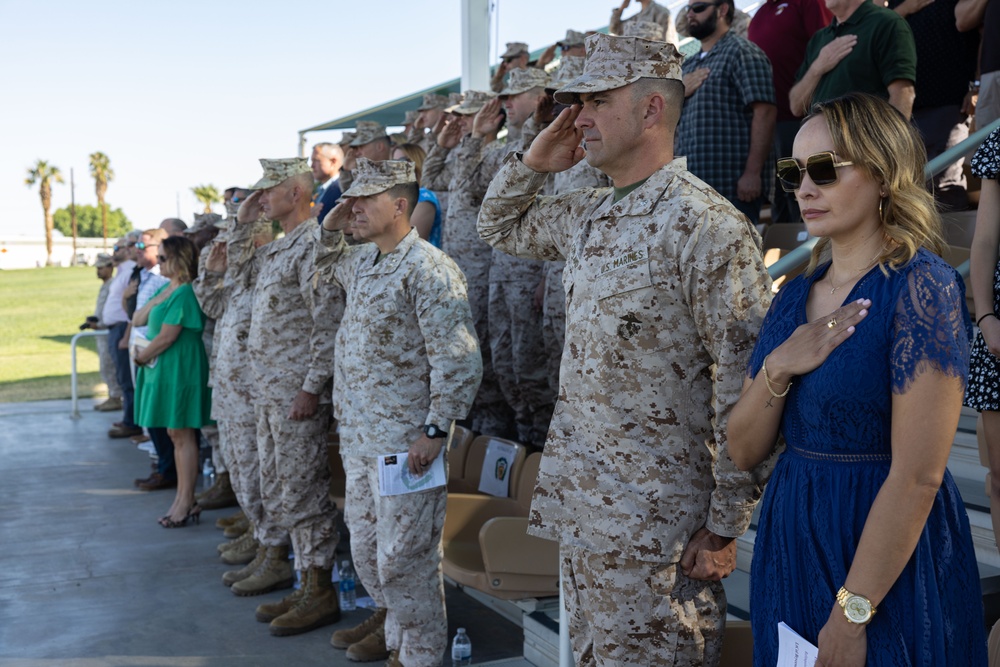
[133,235,212,528]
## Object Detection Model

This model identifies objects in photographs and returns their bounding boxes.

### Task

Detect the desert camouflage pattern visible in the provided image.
[562,545,726,666]
[256,402,336,569]
[416,93,450,111]
[217,416,285,545]
[350,120,388,147]
[543,161,612,396]
[549,55,586,89]
[559,29,586,48]
[498,67,551,97]
[192,244,227,469]
[186,212,224,235]
[501,41,529,58]
[554,33,683,105]
[624,20,667,41]
[610,0,679,44]
[445,89,496,116]
[315,227,481,456]
[342,157,416,199]
[403,110,418,125]
[343,456,448,667]
[250,157,311,191]
[477,155,773,560]
[339,131,357,148]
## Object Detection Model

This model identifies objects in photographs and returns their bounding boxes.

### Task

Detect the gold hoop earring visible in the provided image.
[878,197,886,223]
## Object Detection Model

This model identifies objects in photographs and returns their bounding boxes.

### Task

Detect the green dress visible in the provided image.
[134,283,213,429]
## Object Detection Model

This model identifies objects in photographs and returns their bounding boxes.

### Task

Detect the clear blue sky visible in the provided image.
[0,0,710,237]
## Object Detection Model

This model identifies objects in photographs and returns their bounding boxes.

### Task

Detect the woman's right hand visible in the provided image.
[766,299,871,384]
[982,316,1000,358]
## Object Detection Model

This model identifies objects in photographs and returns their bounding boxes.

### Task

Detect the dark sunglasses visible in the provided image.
[776,152,854,192]
[135,241,159,250]
[113,244,123,251]
[157,254,168,262]
[685,1,721,13]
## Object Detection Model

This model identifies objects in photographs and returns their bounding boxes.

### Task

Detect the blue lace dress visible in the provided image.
[747,249,986,666]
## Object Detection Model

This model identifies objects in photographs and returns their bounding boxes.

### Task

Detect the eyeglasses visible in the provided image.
[776,152,854,192]
[685,1,721,13]
[157,254,168,262]
[113,244,122,251]
[135,242,159,250]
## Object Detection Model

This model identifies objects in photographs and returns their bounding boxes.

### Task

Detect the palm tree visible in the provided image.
[89,152,114,249]
[25,160,64,266]
[191,184,223,213]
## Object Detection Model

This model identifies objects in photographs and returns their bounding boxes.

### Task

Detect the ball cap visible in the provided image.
[341,158,417,198]
[553,33,683,105]
[250,158,311,190]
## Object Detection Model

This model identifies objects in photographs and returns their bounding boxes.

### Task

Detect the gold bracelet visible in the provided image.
[762,355,792,398]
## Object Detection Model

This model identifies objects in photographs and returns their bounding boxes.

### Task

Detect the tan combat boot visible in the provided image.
[230,545,294,597]
[222,544,267,587]
[197,471,238,510]
[331,606,388,649]
[220,533,259,565]
[223,514,250,539]
[255,586,305,623]
[215,508,245,530]
[217,527,255,555]
[384,650,402,667]
[268,567,342,637]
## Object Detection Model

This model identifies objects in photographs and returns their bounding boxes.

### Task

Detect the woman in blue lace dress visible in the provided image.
[729,94,986,666]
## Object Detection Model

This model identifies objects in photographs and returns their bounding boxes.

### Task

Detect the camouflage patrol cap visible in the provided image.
[95,253,114,268]
[624,20,666,41]
[250,158,311,190]
[553,33,683,105]
[448,92,464,106]
[350,121,388,147]
[546,55,586,92]
[341,158,417,198]
[185,212,224,234]
[558,30,586,48]
[416,93,450,111]
[338,131,357,147]
[403,110,418,125]
[446,90,496,116]
[498,67,551,98]
[501,42,529,59]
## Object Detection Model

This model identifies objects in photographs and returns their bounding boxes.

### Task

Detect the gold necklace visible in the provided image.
[827,247,882,295]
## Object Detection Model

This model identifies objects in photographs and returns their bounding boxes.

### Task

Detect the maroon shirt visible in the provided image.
[748,0,833,121]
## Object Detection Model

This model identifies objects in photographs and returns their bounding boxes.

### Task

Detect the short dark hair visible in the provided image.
[717,0,734,23]
[386,182,419,216]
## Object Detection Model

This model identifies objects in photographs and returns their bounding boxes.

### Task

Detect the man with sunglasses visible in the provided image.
[789,0,916,119]
[478,33,772,666]
[675,0,777,225]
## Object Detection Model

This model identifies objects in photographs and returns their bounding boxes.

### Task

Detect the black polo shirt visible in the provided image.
[796,0,917,106]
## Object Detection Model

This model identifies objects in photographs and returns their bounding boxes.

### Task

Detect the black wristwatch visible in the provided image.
[424,424,447,439]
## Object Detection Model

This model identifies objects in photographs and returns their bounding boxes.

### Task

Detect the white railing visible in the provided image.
[70,329,108,419]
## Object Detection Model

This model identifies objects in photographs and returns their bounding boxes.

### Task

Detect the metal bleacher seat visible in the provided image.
[447,425,476,483]
[761,223,811,291]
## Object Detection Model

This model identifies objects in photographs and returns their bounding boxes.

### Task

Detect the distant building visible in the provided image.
[0,232,110,269]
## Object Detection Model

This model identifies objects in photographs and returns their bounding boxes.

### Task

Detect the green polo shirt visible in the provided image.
[796,1,916,107]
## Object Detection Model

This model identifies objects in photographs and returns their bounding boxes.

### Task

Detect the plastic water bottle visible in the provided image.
[451,628,472,665]
[202,458,215,488]
[339,560,357,611]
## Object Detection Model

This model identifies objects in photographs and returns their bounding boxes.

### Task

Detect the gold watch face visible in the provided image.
[844,596,873,624]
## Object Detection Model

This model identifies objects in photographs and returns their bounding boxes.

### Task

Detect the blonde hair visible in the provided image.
[803,93,945,276]
[392,143,427,184]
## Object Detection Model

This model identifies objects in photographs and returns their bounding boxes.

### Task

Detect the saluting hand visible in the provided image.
[321,199,355,232]
[437,116,465,149]
[472,98,505,139]
[205,242,227,273]
[236,190,263,224]
[522,105,586,174]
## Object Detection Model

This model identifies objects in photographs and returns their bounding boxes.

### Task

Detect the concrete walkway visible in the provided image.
[0,399,522,666]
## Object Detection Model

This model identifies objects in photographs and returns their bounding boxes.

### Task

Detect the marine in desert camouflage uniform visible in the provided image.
[478,33,773,666]
[316,158,481,667]
[422,90,515,437]
[229,158,346,637]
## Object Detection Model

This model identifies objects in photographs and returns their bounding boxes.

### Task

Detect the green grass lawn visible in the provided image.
[0,266,109,402]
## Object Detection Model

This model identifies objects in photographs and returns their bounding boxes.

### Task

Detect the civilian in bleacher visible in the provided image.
[729,93,986,666]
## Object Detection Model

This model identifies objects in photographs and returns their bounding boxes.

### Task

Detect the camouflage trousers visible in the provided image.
[561,545,726,667]
[541,261,566,397]
[202,424,226,474]
[343,455,448,667]
[98,333,122,400]
[489,278,555,446]
[255,402,338,570]
[217,412,286,545]
[464,257,515,439]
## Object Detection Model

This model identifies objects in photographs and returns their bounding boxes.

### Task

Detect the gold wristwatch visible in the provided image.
[836,587,876,625]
